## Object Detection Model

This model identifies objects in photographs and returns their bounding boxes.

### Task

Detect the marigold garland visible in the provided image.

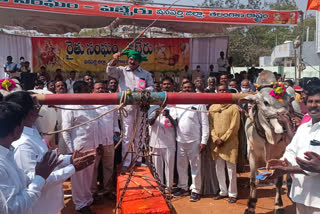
[269,82,286,101]
[0,78,16,92]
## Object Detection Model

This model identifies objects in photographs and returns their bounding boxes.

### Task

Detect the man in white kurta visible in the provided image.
[0,145,45,214]
[267,86,320,214]
[149,106,176,190]
[91,82,120,196]
[5,89,94,214]
[173,81,209,202]
[281,120,320,213]
[0,101,56,214]
[12,126,76,214]
[217,51,229,73]
[107,50,154,170]
[148,77,177,190]
[61,81,99,212]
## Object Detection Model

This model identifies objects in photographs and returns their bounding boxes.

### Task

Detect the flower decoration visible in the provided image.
[0,78,16,92]
[269,82,286,102]
[164,118,172,130]
[138,79,146,89]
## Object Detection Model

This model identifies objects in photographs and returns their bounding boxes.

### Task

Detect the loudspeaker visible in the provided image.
[20,72,37,90]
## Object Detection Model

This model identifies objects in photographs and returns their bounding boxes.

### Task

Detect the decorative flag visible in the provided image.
[307,0,320,11]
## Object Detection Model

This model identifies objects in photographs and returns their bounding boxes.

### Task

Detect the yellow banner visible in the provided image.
[32,37,190,73]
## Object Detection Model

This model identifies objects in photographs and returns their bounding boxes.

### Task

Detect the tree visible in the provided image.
[247,0,263,9]
[269,0,297,10]
[292,15,316,42]
[202,0,225,8]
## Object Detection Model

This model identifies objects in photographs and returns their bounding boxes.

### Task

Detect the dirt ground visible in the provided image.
[60,171,295,214]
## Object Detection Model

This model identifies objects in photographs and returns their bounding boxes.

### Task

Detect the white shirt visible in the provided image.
[149,106,176,149]
[12,126,75,214]
[175,104,209,145]
[66,79,76,93]
[106,65,154,92]
[0,145,45,214]
[4,62,17,78]
[61,105,99,152]
[217,57,229,72]
[0,190,8,214]
[96,105,120,146]
[282,120,320,208]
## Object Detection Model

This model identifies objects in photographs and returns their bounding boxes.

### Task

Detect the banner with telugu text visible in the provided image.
[0,0,299,25]
[31,37,190,73]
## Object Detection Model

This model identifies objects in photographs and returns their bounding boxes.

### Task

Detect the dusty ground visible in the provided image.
[60,171,295,214]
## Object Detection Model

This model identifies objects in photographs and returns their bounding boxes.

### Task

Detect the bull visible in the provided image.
[244,71,296,214]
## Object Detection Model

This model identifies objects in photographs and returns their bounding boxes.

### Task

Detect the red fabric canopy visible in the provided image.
[0,0,299,34]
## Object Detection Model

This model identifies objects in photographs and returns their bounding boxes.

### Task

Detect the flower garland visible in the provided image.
[0,78,16,92]
[269,82,286,103]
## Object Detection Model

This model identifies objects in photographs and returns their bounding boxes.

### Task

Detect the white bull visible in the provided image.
[244,71,292,214]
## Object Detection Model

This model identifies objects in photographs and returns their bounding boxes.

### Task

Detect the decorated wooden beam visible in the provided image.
[34,92,249,105]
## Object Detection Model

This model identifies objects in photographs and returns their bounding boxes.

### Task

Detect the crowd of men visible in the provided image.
[1,51,320,214]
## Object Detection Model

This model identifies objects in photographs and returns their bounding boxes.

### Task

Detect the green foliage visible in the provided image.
[269,0,298,10]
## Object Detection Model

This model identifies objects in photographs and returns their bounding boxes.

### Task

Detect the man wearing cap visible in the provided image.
[107,50,154,171]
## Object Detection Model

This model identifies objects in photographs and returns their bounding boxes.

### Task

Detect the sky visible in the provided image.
[152,0,308,11]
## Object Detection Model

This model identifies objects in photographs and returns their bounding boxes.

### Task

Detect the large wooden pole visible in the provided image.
[35,92,249,105]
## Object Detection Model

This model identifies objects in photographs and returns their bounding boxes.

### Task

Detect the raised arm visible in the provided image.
[106,52,122,80]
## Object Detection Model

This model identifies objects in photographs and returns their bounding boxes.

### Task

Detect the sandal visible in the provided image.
[228,197,237,203]
[213,195,228,200]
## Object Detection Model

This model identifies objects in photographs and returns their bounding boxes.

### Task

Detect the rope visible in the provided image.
[46,106,119,135]
[114,92,129,150]
[161,92,167,108]
[52,105,106,111]
[120,0,181,53]
[148,92,169,155]
[118,108,140,167]
[168,104,209,113]
[167,104,235,113]
[44,91,129,135]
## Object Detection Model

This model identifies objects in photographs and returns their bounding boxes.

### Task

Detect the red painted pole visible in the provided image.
[35,92,249,105]
[35,93,119,105]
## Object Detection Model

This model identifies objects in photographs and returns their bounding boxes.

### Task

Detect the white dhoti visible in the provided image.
[71,163,95,210]
[296,203,320,214]
[122,106,146,167]
[215,157,238,198]
[152,147,175,189]
[177,142,201,194]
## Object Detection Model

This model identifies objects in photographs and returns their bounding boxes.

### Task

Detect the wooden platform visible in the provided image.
[117,167,170,214]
